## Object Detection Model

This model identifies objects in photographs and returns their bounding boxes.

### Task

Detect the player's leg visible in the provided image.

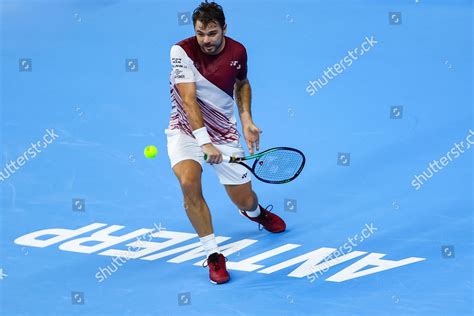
[172,159,229,284]
[223,180,286,233]
[224,181,259,215]
[172,159,213,238]
[167,130,229,284]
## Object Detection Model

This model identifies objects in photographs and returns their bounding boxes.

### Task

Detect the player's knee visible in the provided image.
[180,176,200,194]
[181,178,202,206]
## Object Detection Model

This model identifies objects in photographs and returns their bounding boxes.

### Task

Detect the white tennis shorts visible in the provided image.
[165,128,252,185]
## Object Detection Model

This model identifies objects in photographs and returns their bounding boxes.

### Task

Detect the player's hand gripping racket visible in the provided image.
[204,147,305,184]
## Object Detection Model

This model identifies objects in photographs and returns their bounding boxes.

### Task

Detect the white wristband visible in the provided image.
[192,127,212,146]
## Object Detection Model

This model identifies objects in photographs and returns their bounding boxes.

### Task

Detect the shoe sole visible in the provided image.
[268,228,286,233]
[210,278,229,285]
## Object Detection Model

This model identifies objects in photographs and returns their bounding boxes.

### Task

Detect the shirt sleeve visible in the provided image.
[170,45,196,83]
[236,46,248,81]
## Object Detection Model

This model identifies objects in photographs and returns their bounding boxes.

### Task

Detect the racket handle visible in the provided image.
[203,154,232,163]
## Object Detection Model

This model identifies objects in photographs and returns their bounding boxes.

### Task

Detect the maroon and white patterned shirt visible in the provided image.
[167,35,248,144]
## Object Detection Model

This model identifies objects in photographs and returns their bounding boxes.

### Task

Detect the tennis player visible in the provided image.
[166,1,286,284]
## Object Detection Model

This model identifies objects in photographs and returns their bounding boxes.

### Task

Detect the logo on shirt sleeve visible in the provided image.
[230,60,241,70]
[174,69,185,79]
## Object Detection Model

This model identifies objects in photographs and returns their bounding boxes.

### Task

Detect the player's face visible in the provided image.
[195,21,226,55]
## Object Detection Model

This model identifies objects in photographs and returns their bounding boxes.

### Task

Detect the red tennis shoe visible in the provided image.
[203,252,230,284]
[240,204,286,233]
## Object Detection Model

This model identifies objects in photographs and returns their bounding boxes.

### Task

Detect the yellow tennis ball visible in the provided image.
[144,145,158,158]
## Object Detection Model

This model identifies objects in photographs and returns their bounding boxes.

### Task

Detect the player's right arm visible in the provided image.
[170,45,222,164]
[175,82,222,164]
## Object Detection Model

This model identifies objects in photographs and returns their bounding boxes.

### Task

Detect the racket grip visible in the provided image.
[203,153,231,163]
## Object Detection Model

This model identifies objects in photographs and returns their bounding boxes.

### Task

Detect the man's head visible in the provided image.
[192,1,227,55]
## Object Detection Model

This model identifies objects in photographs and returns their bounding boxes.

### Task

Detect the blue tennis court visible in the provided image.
[1,0,472,315]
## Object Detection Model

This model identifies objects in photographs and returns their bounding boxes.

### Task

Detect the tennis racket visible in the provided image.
[204,147,305,184]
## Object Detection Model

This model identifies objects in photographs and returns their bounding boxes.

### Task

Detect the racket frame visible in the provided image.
[227,147,306,184]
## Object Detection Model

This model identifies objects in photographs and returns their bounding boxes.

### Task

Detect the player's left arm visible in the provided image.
[234,78,252,125]
[234,78,262,155]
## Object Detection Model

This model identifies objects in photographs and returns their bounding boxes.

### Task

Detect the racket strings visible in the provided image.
[253,150,304,182]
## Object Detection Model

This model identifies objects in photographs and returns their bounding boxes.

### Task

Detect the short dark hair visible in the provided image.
[192,1,225,29]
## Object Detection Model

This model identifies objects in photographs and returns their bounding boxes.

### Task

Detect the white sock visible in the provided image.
[243,202,261,218]
[199,233,220,258]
